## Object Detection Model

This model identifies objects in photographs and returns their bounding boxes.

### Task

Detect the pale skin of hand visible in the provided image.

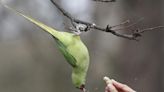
[105,79,136,92]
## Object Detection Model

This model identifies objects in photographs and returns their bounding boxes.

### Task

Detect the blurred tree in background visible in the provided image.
[115,0,164,92]
[0,0,163,92]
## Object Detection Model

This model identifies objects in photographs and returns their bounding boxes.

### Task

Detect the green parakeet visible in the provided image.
[1,3,89,91]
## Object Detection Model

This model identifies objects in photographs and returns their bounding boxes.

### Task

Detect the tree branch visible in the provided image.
[50,0,164,41]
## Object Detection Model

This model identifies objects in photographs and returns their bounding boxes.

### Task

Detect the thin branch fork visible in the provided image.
[50,0,164,41]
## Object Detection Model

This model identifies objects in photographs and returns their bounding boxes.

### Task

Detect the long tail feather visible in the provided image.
[0,1,60,37]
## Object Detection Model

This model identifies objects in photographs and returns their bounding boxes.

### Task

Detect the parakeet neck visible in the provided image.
[73,35,81,39]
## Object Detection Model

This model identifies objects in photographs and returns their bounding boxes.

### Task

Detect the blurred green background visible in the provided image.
[0,0,164,92]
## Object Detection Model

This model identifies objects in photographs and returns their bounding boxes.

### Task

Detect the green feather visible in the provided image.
[55,38,77,67]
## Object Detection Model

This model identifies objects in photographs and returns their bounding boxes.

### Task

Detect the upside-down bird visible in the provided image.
[1,3,89,92]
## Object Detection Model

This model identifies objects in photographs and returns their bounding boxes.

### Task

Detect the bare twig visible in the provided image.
[50,0,164,41]
[110,19,130,29]
[114,18,144,31]
[50,0,94,29]
[139,26,164,33]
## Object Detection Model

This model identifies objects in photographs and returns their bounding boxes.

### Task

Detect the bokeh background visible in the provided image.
[0,0,164,92]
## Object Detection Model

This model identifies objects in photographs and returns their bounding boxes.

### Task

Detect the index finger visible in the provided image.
[111,79,136,92]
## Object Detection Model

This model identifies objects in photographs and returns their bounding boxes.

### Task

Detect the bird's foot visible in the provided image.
[68,27,82,35]
[73,30,82,35]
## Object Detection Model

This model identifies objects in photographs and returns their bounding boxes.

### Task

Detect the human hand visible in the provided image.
[104,77,136,92]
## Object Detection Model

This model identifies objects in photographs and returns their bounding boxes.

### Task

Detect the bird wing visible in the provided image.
[55,38,77,67]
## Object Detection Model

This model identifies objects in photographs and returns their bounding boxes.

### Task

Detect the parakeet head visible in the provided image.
[72,69,87,91]
[79,84,86,92]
